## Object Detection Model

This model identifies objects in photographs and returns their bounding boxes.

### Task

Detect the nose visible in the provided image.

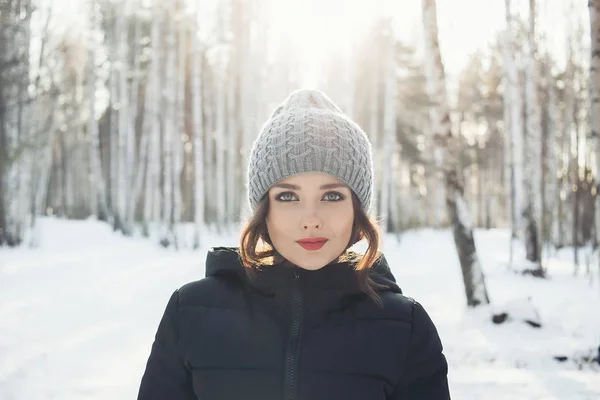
[303,221,320,230]
[301,213,322,230]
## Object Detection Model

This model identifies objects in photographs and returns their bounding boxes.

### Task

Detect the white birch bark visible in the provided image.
[380,36,397,234]
[226,68,238,230]
[0,0,34,245]
[589,0,600,250]
[0,5,12,244]
[108,3,119,226]
[14,1,33,242]
[26,5,52,244]
[546,57,560,248]
[369,63,380,217]
[422,0,490,306]
[115,0,130,234]
[564,48,576,248]
[204,78,215,229]
[87,0,108,220]
[161,14,175,245]
[125,11,142,232]
[502,73,514,234]
[523,0,543,268]
[143,6,162,236]
[192,31,205,249]
[171,16,186,248]
[505,0,524,239]
[215,59,226,233]
[238,0,254,220]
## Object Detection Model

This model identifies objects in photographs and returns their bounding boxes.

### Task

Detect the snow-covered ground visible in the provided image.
[1,217,599,399]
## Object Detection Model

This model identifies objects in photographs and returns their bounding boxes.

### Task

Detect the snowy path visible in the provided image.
[0,218,599,399]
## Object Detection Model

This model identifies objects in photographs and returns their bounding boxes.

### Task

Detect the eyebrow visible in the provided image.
[272,183,348,190]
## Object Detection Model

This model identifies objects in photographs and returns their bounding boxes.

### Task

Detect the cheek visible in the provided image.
[266,205,295,238]
[327,203,354,236]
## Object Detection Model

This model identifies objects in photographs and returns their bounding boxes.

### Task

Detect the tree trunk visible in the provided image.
[115,0,131,234]
[502,58,515,236]
[380,33,397,234]
[589,0,600,254]
[422,0,490,307]
[192,32,205,249]
[14,1,33,241]
[0,0,33,246]
[204,78,215,228]
[143,6,163,237]
[215,61,226,233]
[505,0,525,240]
[87,0,108,221]
[171,13,186,249]
[160,14,175,246]
[558,32,576,249]
[226,59,238,231]
[522,0,544,272]
[369,58,380,217]
[125,11,143,231]
[545,55,559,252]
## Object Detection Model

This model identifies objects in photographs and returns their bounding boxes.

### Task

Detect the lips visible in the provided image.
[296,238,328,251]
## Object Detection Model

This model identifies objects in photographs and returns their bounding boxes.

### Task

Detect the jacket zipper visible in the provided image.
[284,268,302,400]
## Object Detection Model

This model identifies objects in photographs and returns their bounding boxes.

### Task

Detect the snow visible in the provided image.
[491,296,542,327]
[1,218,599,399]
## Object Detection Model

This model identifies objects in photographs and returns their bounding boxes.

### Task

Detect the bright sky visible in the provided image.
[46,0,586,91]
[269,0,582,88]
[269,0,508,86]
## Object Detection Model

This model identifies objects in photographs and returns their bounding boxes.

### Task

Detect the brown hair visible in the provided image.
[239,191,385,304]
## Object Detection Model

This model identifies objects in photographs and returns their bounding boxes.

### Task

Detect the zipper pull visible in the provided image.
[294,269,300,279]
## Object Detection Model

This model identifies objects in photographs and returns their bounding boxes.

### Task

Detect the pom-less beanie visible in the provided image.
[247,89,374,213]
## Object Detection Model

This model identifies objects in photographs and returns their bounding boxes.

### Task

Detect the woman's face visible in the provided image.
[266,172,354,271]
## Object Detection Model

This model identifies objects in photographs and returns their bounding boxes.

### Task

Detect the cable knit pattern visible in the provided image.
[247,89,373,212]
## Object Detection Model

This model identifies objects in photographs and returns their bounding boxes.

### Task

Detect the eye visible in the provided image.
[323,191,345,201]
[275,192,298,202]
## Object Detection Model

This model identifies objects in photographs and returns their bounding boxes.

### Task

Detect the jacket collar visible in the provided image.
[205,246,402,296]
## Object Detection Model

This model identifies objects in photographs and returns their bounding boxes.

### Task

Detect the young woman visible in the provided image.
[137,90,450,400]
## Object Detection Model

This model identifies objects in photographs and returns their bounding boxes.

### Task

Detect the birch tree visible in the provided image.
[171,11,186,248]
[380,26,398,234]
[505,0,524,241]
[226,59,238,229]
[589,0,600,253]
[522,0,544,273]
[13,0,34,243]
[215,64,226,232]
[160,12,176,246]
[0,0,34,246]
[143,4,163,237]
[192,29,205,249]
[369,56,380,218]
[115,0,132,234]
[422,0,490,307]
[87,0,108,221]
[545,58,559,250]
[125,12,143,232]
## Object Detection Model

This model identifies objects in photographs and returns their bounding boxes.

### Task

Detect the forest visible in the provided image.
[1,0,600,397]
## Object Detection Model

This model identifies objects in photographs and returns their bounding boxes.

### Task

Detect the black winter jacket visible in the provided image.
[137,247,450,400]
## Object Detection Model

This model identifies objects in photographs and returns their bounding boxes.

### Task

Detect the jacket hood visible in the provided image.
[204,246,402,295]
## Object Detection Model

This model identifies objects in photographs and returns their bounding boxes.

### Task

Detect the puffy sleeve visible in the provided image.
[390,301,451,400]
[137,290,196,400]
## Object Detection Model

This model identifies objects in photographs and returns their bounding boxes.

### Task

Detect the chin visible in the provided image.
[291,251,340,271]
[295,262,327,271]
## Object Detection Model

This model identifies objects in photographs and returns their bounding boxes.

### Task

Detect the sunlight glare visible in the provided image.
[268,0,381,86]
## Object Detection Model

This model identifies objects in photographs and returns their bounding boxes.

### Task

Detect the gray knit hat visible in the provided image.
[247,89,373,212]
